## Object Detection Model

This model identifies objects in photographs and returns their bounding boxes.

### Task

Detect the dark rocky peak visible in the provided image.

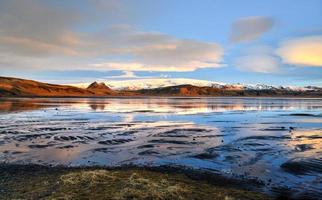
[87,82,111,90]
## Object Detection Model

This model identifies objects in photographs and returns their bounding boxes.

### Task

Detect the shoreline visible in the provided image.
[1,96,322,99]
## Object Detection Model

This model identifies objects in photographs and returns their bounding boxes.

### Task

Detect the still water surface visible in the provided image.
[0,97,321,196]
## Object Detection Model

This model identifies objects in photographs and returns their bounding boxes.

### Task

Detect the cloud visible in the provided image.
[0,1,224,73]
[103,71,138,79]
[0,0,83,57]
[0,0,133,57]
[230,16,274,43]
[90,61,219,72]
[235,55,279,73]
[89,27,224,72]
[0,8,224,72]
[0,35,79,56]
[276,35,322,67]
[235,45,280,73]
[120,71,136,78]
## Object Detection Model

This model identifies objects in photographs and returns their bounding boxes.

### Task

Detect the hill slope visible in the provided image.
[0,77,117,97]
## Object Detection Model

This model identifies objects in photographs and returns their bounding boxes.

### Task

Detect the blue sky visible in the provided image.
[1,0,322,86]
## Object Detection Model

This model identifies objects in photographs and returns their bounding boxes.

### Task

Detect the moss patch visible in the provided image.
[0,165,270,200]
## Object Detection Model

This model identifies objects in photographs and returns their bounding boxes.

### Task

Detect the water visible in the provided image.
[0,97,321,197]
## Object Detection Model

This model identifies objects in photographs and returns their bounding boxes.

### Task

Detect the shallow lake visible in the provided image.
[0,97,321,197]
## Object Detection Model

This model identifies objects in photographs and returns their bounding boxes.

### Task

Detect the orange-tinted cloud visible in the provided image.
[276,36,322,67]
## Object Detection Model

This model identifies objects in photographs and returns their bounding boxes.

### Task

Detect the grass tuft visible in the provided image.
[1,167,271,200]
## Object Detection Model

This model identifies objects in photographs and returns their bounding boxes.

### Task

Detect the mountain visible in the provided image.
[86,82,115,95]
[139,84,322,97]
[71,78,321,92]
[140,84,219,96]
[87,82,110,90]
[72,78,225,90]
[0,77,117,97]
[0,76,321,97]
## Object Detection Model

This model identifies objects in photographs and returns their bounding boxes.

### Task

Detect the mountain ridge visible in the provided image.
[71,78,321,92]
[0,77,114,97]
[0,76,321,97]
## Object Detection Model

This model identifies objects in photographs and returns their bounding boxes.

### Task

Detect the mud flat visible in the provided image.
[1,98,322,200]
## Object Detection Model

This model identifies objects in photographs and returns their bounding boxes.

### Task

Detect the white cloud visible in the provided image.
[120,71,136,78]
[230,16,274,43]
[276,35,322,67]
[102,71,138,79]
[235,54,279,73]
[235,45,280,73]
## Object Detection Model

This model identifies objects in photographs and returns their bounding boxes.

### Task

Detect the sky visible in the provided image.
[0,0,322,86]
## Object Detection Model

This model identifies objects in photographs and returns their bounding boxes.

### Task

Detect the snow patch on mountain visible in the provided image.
[71,78,320,91]
[72,78,225,90]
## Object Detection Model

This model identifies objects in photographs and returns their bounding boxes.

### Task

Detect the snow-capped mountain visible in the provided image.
[71,78,321,91]
[243,84,320,91]
[72,78,225,90]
